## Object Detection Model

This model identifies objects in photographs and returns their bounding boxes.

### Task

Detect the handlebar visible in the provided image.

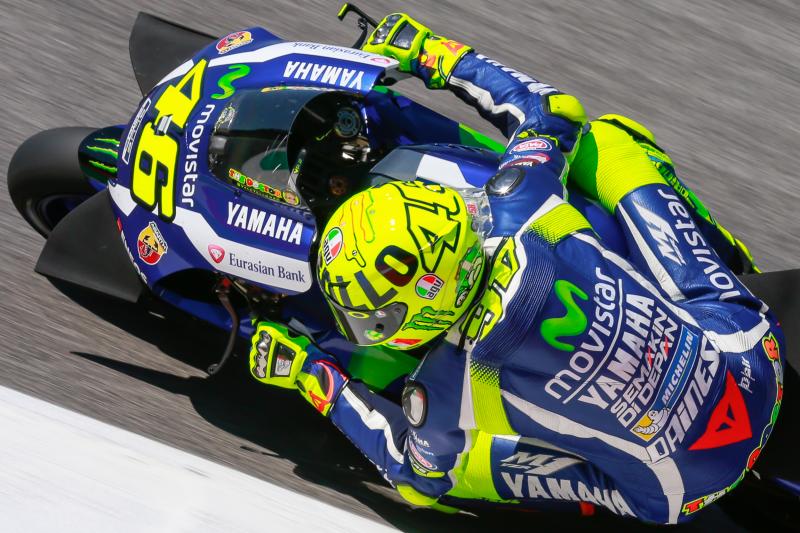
[337,3,378,49]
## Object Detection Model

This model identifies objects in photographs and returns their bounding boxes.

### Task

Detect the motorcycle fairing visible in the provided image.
[36,190,144,303]
[112,28,409,295]
[156,31,398,94]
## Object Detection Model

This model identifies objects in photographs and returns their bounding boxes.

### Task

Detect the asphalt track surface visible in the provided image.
[1,1,799,531]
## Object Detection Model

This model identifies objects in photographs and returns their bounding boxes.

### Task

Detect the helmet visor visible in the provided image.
[327,300,408,346]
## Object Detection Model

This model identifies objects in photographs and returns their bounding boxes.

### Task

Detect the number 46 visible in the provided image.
[131,60,207,221]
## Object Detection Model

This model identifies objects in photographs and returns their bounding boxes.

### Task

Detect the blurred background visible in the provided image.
[0,1,798,530]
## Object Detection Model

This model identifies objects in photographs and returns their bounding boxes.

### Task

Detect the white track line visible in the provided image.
[0,385,397,533]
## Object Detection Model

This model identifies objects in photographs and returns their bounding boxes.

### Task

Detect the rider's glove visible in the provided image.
[362,13,473,89]
[249,321,348,416]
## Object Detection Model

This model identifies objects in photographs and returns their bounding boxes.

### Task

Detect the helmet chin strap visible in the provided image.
[456,187,493,241]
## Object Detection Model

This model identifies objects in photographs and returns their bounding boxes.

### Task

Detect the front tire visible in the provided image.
[7,127,98,236]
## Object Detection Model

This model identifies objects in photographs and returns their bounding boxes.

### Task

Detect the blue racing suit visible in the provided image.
[312,52,785,523]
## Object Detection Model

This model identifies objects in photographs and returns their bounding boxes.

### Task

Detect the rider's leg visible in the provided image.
[559,119,783,521]
[569,115,758,274]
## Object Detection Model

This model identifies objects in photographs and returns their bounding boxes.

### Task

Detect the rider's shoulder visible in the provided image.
[455,233,554,348]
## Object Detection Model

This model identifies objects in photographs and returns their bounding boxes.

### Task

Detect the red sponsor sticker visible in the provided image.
[308,390,330,414]
[369,56,392,65]
[511,138,553,152]
[387,338,421,348]
[208,244,225,264]
[216,31,253,54]
[408,441,435,469]
[440,39,467,55]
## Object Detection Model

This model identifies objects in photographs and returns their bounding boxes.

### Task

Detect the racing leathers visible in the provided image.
[252,50,784,523]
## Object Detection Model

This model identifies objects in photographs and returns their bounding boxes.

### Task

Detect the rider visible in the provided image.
[248,13,783,523]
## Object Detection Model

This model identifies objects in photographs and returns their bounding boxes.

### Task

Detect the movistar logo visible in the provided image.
[212,64,251,100]
[540,280,588,351]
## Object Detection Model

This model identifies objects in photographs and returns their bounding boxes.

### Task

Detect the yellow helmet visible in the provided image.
[317,181,485,350]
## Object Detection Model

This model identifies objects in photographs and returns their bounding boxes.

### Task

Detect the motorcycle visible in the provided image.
[7,5,799,526]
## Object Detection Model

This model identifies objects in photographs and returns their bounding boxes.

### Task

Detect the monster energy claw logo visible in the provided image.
[403,306,454,331]
[540,280,588,351]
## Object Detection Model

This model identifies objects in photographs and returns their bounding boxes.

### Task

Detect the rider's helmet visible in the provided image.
[316,180,485,350]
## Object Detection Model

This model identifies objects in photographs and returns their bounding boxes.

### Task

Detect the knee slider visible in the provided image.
[396,484,460,513]
[571,120,666,212]
[547,94,587,125]
[597,113,656,144]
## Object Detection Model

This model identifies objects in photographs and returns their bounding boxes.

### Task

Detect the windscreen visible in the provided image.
[207,88,331,209]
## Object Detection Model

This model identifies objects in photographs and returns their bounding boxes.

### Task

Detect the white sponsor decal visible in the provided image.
[544,265,692,441]
[409,430,430,448]
[739,356,754,393]
[657,189,742,301]
[500,473,636,517]
[500,451,581,475]
[283,61,365,90]
[290,42,397,66]
[635,202,686,266]
[122,98,151,164]
[211,41,397,69]
[173,207,312,293]
[226,202,303,245]
[180,104,216,208]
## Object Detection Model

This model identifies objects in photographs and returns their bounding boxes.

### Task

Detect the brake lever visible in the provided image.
[337,3,378,49]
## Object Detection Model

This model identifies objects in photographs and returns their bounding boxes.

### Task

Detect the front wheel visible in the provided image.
[7,127,99,237]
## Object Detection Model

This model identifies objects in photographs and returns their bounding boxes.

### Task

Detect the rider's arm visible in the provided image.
[362,13,586,160]
[329,337,469,506]
[447,52,586,159]
[248,321,464,508]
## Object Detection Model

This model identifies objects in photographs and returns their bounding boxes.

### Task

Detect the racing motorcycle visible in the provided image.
[7,5,799,526]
